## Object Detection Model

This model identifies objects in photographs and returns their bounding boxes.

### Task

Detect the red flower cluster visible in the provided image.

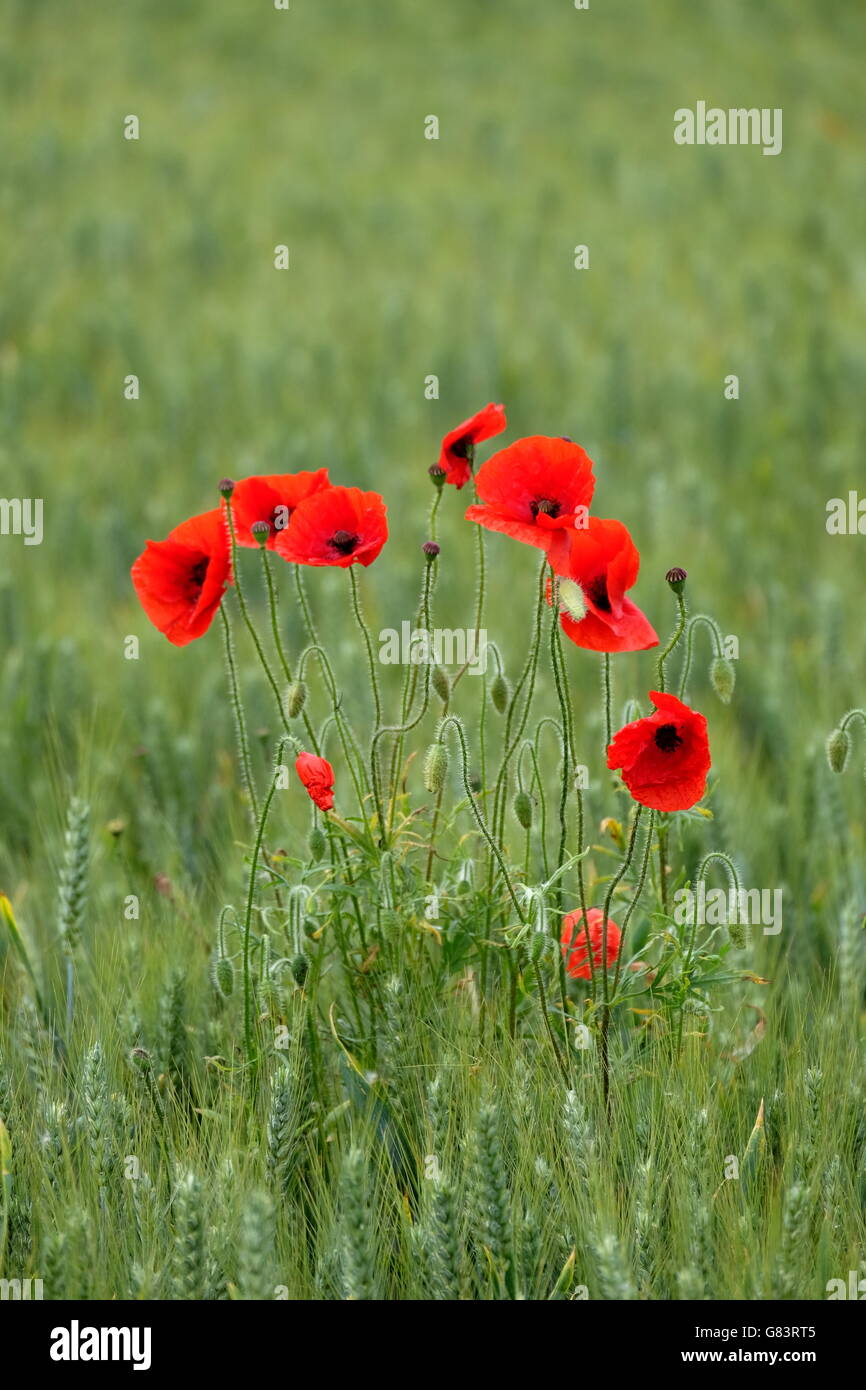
[455,427,655,653]
[606,690,710,812]
[560,907,621,981]
[131,474,388,646]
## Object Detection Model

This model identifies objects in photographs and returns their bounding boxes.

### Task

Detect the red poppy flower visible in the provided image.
[560,908,621,982]
[295,752,334,811]
[230,470,331,549]
[275,486,388,568]
[465,436,596,569]
[607,691,711,812]
[438,403,506,489]
[547,518,658,653]
[131,508,232,647]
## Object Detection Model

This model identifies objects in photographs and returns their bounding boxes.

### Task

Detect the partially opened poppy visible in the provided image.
[561,907,621,982]
[295,752,334,811]
[465,436,595,569]
[438,403,506,489]
[276,485,388,568]
[131,508,232,647]
[230,470,331,549]
[607,691,711,812]
[547,517,659,653]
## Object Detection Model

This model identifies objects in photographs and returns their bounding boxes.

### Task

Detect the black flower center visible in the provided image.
[531,498,561,520]
[585,575,611,612]
[450,435,473,460]
[331,530,359,556]
[188,556,209,595]
[271,506,291,533]
[654,723,683,754]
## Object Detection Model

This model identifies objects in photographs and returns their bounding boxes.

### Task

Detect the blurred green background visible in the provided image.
[1,0,865,968]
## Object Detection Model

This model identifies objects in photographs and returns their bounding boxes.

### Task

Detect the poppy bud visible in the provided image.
[424,742,448,793]
[490,672,510,714]
[214,955,234,998]
[428,464,446,489]
[290,952,310,986]
[423,540,440,560]
[250,520,270,548]
[431,665,450,704]
[665,566,687,596]
[513,790,533,829]
[709,656,736,704]
[218,478,235,498]
[286,680,307,719]
[826,726,850,774]
[309,825,326,860]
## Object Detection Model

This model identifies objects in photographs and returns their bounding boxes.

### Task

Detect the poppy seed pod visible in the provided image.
[490,671,510,714]
[665,566,687,596]
[250,520,270,547]
[826,726,850,774]
[218,478,235,498]
[423,540,441,560]
[428,464,447,489]
[286,680,307,719]
[710,656,736,704]
[424,741,448,794]
[513,789,533,829]
[431,665,450,704]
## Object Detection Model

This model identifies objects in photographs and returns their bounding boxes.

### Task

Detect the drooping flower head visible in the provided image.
[295,752,335,811]
[276,486,388,568]
[607,690,710,812]
[548,517,658,653]
[561,907,621,982]
[131,508,232,646]
[230,470,331,549]
[465,436,595,569]
[438,403,506,489]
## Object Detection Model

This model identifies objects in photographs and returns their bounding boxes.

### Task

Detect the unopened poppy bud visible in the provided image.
[290,952,310,986]
[490,672,509,714]
[214,955,234,998]
[218,478,235,498]
[423,540,440,560]
[513,790,533,829]
[309,825,326,860]
[250,520,270,547]
[710,656,736,704]
[826,726,850,774]
[286,680,307,719]
[665,566,687,596]
[431,665,450,703]
[424,741,448,793]
[428,464,446,489]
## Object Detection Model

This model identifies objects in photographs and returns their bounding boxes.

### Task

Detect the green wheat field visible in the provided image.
[1,0,865,1303]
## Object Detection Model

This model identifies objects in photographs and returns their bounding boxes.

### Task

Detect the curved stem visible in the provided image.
[678,613,725,699]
